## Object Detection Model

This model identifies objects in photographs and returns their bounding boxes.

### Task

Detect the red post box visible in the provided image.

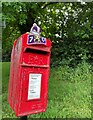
[8,23,52,116]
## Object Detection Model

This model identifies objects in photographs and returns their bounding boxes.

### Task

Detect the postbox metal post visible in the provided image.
[20,116,27,120]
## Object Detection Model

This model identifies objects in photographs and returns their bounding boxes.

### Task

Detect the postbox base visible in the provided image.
[16,108,46,117]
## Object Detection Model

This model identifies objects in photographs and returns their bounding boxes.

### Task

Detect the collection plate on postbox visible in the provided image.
[27,34,46,45]
[28,73,42,100]
[8,23,52,117]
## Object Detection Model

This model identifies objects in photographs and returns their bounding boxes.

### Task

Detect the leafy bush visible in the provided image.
[51,38,93,67]
[70,61,92,82]
[53,60,92,82]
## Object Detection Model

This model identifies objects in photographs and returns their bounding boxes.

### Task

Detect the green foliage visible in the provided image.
[2,2,45,61]
[70,61,92,82]
[51,37,93,67]
[53,60,92,82]
[2,2,93,65]
[2,62,92,118]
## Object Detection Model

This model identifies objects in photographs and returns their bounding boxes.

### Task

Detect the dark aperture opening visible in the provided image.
[24,48,49,55]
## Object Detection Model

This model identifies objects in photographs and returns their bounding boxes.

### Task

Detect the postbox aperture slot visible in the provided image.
[24,48,49,55]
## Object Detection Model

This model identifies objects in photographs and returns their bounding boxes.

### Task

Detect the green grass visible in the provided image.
[2,62,92,118]
[0,62,2,120]
[2,62,14,118]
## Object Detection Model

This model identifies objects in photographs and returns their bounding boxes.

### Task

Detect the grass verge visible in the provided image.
[2,61,92,118]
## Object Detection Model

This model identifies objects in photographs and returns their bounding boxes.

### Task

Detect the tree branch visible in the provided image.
[42,2,59,9]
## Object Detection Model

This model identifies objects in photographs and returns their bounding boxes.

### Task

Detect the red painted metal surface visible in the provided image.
[8,33,52,116]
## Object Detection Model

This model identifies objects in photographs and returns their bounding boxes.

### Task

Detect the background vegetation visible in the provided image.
[2,2,93,66]
[2,2,93,118]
